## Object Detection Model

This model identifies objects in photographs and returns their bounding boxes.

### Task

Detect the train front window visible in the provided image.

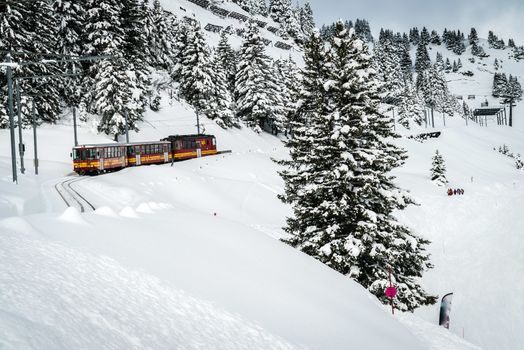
[73,149,81,160]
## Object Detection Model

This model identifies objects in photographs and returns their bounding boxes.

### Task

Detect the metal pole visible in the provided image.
[392,107,396,131]
[443,112,446,127]
[32,99,38,175]
[6,54,17,183]
[124,110,129,143]
[196,109,201,135]
[431,107,435,128]
[509,99,514,127]
[16,81,25,174]
[71,62,78,146]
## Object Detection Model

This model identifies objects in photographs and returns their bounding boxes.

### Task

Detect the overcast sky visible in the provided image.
[307,0,524,42]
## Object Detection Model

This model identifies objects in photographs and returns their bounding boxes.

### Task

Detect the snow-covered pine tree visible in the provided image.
[420,27,430,46]
[374,35,405,98]
[414,43,431,73]
[208,50,238,129]
[430,150,448,186]
[171,21,190,81]
[21,0,62,125]
[409,27,420,45]
[235,22,279,132]
[177,22,215,114]
[445,58,452,73]
[434,52,445,72]
[468,28,479,46]
[121,0,151,113]
[299,2,315,37]
[52,0,85,108]
[354,19,373,42]
[278,29,332,262]
[507,75,523,101]
[429,30,441,45]
[216,32,237,93]
[492,73,508,98]
[93,57,143,140]
[397,80,426,128]
[269,0,289,24]
[399,46,413,82]
[284,21,436,312]
[0,1,31,128]
[83,0,143,137]
[146,0,176,70]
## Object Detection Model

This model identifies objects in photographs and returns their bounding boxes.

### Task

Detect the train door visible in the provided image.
[164,144,169,162]
[99,148,105,171]
[136,145,141,165]
[196,140,202,158]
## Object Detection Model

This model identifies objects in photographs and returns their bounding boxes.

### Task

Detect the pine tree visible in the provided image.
[178,22,215,114]
[420,27,430,46]
[235,23,279,132]
[492,73,508,98]
[52,0,85,108]
[507,75,523,101]
[0,2,31,127]
[299,2,315,37]
[414,44,431,73]
[283,21,436,312]
[21,0,62,125]
[468,28,479,46]
[269,0,289,24]
[399,45,413,82]
[374,36,405,97]
[209,50,238,128]
[397,80,425,128]
[409,27,420,45]
[430,150,447,186]
[429,30,441,45]
[216,32,237,93]
[145,0,175,70]
[93,57,143,140]
[445,58,452,73]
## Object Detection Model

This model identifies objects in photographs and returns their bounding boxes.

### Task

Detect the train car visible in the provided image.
[126,141,171,167]
[72,143,127,175]
[162,134,217,161]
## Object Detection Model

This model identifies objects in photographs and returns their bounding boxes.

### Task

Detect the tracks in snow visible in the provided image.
[54,177,95,213]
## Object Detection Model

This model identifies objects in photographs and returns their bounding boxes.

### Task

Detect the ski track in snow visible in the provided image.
[0,231,299,350]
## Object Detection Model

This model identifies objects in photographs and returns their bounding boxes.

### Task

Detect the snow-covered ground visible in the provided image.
[0,94,484,349]
[2,29,523,350]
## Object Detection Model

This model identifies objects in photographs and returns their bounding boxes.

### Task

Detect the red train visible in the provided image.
[72,134,218,175]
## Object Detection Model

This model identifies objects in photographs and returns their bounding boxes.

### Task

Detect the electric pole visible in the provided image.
[6,54,17,183]
[15,81,25,174]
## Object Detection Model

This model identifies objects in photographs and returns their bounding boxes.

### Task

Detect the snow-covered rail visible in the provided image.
[54,178,95,213]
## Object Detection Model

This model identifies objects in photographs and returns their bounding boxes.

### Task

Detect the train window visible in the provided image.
[212,138,216,146]
[88,149,97,159]
[73,149,80,160]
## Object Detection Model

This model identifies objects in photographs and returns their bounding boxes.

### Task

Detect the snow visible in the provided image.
[2,29,523,350]
[0,92,478,349]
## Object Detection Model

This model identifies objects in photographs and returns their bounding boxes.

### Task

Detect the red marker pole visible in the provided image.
[385,267,397,315]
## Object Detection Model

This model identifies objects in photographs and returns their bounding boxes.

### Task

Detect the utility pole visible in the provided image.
[431,107,435,128]
[32,99,38,175]
[15,81,25,174]
[124,110,130,143]
[6,54,17,183]
[442,112,446,127]
[196,109,201,135]
[71,62,78,146]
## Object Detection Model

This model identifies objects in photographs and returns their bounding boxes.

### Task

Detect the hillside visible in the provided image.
[1,2,524,349]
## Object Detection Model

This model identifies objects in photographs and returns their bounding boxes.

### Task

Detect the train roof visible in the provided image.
[73,141,170,149]
[163,134,215,140]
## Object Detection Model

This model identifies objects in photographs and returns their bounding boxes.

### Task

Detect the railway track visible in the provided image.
[54,177,96,213]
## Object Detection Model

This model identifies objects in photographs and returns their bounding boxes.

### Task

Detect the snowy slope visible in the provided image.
[160,0,303,62]
[0,94,482,349]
